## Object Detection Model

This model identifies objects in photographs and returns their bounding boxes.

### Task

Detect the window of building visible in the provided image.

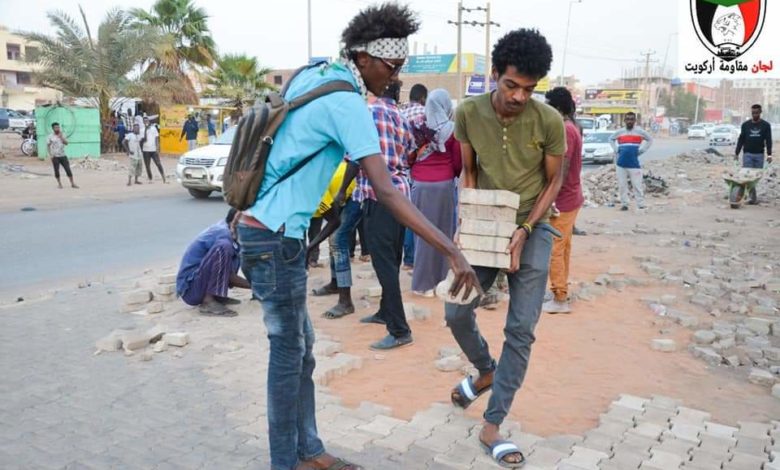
[25,46,39,62]
[6,43,22,60]
[16,72,31,85]
[273,75,283,85]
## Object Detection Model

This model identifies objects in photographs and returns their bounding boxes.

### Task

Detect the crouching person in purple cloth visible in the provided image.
[176,208,250,317]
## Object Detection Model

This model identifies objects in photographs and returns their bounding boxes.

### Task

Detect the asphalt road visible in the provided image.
[0,138,708,298]
[0,193,229,298]
[582,136,713,172]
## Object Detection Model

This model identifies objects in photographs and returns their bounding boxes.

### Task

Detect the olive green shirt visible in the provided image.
[455,93,566,224]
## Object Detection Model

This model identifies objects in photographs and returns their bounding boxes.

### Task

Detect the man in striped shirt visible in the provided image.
[354,80,417,350]
[609,112,653,211]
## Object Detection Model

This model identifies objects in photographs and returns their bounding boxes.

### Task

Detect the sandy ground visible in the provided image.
[307,178,780,436]
[0,133,183,213]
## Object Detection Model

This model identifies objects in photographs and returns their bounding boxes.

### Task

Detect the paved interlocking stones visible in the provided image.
[1,283,777,469]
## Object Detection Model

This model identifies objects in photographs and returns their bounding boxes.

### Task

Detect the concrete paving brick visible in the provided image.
[534,434,582,454]
[121,289,152,305]
[642,449,684,469]
[525,446,567,468]
[566,446,609,466]
[589,422,633,440]
[163,332,189,347]
[733,436,769,457]
[146,302,164,314]
[313,340,341,357]
[607,450,646,469]
[621,434,660,454]
[629,422,666,440]
[651,338,677,352]
[737,421,773,439]
[652,437,695,458]
[748,368,776,387]
[155,284,176,296]
[512,431,543,451]
[462,250,511,269]
[373,425,429,452]
[157,273,177,285]
[723,452,768,470]
[664,424,702,445]
[335,429,383,452]
[638,406,674,426]
[459,204,517,223]
[615,394,650,411]
[698,432,737,453]
[356,415,406,437]
[674,407,711,425]
[601,404,640,426]
[580,433,614,454]
[744,317,775,336]
[459,188,520,209]
[95,330,124,351]
[687,450,727,469]
[459,234,511,253]
[120,330,154,351]
[705,421,739,438]
[432,447,476,470]
[459,218,518,238]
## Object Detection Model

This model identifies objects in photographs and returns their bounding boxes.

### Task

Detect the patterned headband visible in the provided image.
[349,37,409,59]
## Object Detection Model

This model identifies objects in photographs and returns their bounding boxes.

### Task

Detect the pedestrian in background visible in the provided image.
[356,80,417,351]
[142,117,166,183]
[735,104,773,204]
[609,112,653,211]
[180,114,199,150]
[206,114,217,144]
[47,122,79,189]
[409,88,461,297]
[543,87,584,314]
[123,123,144,186]
[401,84,428,270]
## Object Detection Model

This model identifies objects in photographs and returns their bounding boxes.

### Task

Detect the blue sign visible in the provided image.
[466,75,497,95]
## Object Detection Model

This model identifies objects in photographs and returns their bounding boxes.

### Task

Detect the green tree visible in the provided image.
[660,88,707,122]
[20,7,160,151]
[131,0,217,104]
[205,54,275,112]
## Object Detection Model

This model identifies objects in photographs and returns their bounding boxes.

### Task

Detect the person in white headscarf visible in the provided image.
[409,88,462,296]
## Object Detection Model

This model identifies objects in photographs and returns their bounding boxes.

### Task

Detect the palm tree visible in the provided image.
[205,54,276,111]
[20,7,160,151]
[131,0,217,103]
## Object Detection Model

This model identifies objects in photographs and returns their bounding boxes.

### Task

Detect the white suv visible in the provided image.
[175,127,234,199]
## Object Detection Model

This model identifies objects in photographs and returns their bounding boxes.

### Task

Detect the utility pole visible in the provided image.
[307,0,312,62]
[449,3,499,102]
[694,80,701,123]
[560,0,582,87]
[639,50,657,122]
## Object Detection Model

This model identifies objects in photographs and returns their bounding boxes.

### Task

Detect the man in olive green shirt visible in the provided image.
[446,28,566,468]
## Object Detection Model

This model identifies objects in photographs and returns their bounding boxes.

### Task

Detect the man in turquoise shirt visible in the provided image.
[237,5,481,470]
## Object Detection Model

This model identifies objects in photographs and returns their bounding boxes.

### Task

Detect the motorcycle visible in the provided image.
[723,166,764,209]
[21,136,37,156]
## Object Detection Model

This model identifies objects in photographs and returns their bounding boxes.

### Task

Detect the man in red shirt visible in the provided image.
[543,87,583,314]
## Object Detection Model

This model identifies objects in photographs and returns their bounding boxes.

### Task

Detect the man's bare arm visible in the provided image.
[460,142,478,189]
[524,153,565,227]
[308,209,341,251]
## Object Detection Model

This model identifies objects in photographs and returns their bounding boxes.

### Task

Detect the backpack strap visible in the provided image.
[288,80,357,110]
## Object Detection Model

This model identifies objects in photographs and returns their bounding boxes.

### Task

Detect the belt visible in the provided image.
[239,214,284,233]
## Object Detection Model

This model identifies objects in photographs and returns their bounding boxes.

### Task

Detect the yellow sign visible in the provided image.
[585,89,641,101]
[536,77,551,93]
[581,106,637,115]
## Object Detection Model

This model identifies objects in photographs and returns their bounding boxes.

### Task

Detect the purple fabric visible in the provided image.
[181,238,237,306]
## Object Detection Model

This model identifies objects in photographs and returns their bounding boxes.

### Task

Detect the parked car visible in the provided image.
[576,117,597,135]
[709,126,737,146]
[175,126,234,199]
[582,131,616,164]
[687,124,707,140]
[0,108,34,131]
[701,122,716,135]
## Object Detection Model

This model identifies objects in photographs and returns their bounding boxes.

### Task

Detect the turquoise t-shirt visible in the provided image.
[248,64,380,239]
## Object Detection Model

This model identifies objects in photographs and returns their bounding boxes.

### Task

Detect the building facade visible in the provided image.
[0,25,62,110]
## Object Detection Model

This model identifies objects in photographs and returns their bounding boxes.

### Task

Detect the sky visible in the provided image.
[0,0,680,87]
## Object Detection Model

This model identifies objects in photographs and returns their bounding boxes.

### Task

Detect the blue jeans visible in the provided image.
[444,223,555,426]
[238,226,324,470]
[403,228,415,267]
[743,153,765,169]
[330,199,360,288]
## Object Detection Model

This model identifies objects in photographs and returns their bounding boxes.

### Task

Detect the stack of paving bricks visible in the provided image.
[155,273,177,303]
[459,188,520,269]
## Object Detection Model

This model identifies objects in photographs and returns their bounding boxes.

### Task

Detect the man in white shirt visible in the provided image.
[123,124,144,186]
[141,116,166,183]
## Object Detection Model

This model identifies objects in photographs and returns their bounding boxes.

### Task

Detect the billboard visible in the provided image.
[402,53,486,74]
[584,89,642,101]
[466,75,551,95]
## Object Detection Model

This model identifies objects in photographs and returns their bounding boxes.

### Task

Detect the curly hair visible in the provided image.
[545,87,575,118]
[341,3,420,49]
[492,28,553,79]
